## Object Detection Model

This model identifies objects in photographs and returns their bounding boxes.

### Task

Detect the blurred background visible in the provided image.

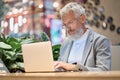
[0,0,120,45]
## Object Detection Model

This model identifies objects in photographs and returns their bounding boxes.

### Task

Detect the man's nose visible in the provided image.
[67,27,73,32]
[67,24,72,29]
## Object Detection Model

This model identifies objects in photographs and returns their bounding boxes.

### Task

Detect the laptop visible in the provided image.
[22,41,55,72]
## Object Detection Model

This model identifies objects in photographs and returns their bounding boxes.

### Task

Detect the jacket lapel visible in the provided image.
[81,30,94,65]
[63,40,73,62]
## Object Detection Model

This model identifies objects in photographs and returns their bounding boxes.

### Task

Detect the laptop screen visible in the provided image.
[22,41,55,72]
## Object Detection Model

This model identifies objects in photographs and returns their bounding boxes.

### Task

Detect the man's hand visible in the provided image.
[54,61,76,71]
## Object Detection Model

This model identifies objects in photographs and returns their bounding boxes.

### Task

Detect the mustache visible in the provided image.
[68,28,74,32]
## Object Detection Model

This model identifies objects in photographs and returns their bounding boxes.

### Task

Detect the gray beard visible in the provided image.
[67,28,84,41]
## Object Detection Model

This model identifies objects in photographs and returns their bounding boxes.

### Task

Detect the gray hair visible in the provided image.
[60,2,86,18]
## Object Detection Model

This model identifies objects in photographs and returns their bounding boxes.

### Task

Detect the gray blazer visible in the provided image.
[58,29,111,71]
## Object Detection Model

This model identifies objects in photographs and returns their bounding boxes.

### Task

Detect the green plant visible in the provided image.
[52,44,61,61]
[0,32,61,73]
[0,33,36,72]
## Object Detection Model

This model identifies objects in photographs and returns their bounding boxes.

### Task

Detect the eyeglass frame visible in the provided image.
[62,18,78,28]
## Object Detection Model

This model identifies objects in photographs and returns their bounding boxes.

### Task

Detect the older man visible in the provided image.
[54,2,111,71]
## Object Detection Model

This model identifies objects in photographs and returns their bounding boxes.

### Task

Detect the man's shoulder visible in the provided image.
[90,30,108,40]
[89,30,110,46]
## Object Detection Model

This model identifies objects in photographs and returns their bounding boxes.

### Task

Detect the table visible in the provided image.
[0,71,120,80]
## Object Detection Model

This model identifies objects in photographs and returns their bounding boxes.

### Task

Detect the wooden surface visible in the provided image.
[0,71,120,80]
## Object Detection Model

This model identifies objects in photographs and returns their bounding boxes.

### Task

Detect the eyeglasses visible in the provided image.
[63,18,77,28]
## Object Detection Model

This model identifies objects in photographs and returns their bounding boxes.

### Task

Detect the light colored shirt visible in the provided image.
[68,29,89,64]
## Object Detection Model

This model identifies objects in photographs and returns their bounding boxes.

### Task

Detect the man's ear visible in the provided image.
[80,14,86,24]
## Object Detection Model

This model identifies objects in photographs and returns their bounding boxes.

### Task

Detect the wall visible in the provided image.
[88,0,120,45]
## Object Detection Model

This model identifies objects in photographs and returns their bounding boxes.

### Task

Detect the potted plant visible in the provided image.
[0,32,61,73]
[0,33,36,72]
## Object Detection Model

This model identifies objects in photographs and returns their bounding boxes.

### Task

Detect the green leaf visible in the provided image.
[9,41,21,50]
[17,62,24,69]
[7,37,20,43]
[9,63,18,70]
[0,33,6,42]
[8,62,24,70]
[0,42,12,49]
[52,44,61,60]
[3,51,16,60]
[9,62,24,72]
[40,32,50,41]
[15,53,23,62]
[20,39,36,44]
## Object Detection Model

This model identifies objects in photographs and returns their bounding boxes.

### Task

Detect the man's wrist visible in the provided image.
[71,64,82,71]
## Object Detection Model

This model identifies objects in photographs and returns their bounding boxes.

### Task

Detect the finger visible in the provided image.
[55,63,63,69]
[54,61,59,67]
